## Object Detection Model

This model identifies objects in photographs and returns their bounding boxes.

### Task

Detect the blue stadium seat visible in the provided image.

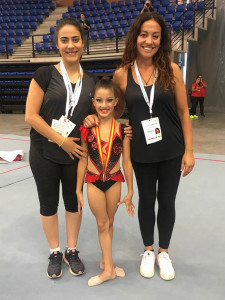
[92,10,99,17]
[96,3,103,10]
[43,42,51,51]
[15,36,22,45]
[35,42,42,52]
[89,4,96,10]
[174,12,183,21]
[9,15,16,22]
[117,27,123,37]
[116,13,124,21]
[68,6,74,12]
[0,37,5,45]
[87,17,94,24]
[172,21,181,31]
[133,0,139,5]
[109,14,116,22]
[124,26,130,35]
[196,1,204,11]
[118,1,124,7]
[107,28,115,38]
[183,20,192,30]
[0,45,6,53]
[90,30,98,39]
[111,20,119,28]
[125,11,131,19]
[87,0,93,5]
[153,1,160,9]
[101,15,108,23]
[184,11,193,20]
[165,13,173,23]
[111,2,117,9]
[44,9,50,17]
[121,5,128,13]
[23,15,30,22]
[50,27,55,35]
[125,0,132,6]
[96,22,103,30]
[30,22,37,30]
[98,29,106,38]
[43,35,50,42]
[23,29,30,37]
[98,10,105,16]
[80,0,86,5]
[158,7,166,16]
[62,13,69,19]
[6,37,14,44]
[104,22,111,30]
[94,0,100,5]
[90,24,96,30]
[187,3,194,11]
[51,43,58,51]
[136,3,143,11]
[23,22,30,29]
[105,7,112,15]
[7,44,14,53]
[113,7,120,14]
[161,0,170,8]
[0,30,7,37]
[128,18,134,26]
[16,22,23,29]
[73,0,80,7]
[133,10,139,18]
[8,29,15,37]
[94,16,101,23]
[8,23,15,29]
[128,5,135,12]
[104,3,110,10]
[168,5,176,14]
[37,15,44,23]
[177,4,185,12]
[120,19,127,27]
[1,23,8,30]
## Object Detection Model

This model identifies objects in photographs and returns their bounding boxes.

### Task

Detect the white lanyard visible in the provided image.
[134,60,157,118]
[60,60,83,119]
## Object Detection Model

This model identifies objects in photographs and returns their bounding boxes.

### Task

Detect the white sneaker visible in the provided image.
[140,250,155,278]
[157,252,175,280]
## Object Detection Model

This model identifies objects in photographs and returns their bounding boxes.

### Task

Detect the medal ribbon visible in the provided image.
[96,118,115,176]
[134,60,157,118]
[60,60,83,119]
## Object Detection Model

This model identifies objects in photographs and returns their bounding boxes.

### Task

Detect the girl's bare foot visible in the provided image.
[88,269,117,287]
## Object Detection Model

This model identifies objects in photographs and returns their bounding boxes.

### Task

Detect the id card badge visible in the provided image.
[49,116,76,142]
[141,117,162,145]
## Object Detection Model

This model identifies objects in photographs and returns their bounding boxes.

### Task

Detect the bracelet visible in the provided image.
[185,148,193,151]
[59,136,67,147]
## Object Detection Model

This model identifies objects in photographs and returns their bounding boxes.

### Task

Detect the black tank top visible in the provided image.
[125,68,184,163]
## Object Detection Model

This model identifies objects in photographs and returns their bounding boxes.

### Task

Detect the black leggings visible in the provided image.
[190,96,204,115]
[29,141,79,216]
[132,155,182,249]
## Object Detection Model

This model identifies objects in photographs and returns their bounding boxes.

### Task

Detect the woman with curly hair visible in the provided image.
[113,12,195,281]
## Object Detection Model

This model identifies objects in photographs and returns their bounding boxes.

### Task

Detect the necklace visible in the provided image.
[139,68,154,86]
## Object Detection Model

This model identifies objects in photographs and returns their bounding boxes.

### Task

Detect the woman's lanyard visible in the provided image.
[134,60,157,118]
[96,118,115,182]
[60,60,83,119]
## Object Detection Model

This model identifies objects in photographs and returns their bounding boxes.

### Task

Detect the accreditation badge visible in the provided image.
[141,117,162,145]
[49,116,76,142]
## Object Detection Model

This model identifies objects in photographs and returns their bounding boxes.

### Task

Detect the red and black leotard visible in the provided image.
[80,123,126,192]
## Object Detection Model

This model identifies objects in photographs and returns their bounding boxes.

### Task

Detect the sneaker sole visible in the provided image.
[47,270,62,279]
[64,257,85,276]
[140,268,154,278]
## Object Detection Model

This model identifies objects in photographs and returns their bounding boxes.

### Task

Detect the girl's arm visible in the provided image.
[25,79,87,160]
[172,63,195,177]
[117,136,135,216]
[76,139,88,214]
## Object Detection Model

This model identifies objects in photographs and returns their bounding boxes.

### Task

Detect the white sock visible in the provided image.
[50,246,61,254]
[67,247,76,252]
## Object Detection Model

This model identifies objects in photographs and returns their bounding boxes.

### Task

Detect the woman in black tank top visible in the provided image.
[113,12,195,281]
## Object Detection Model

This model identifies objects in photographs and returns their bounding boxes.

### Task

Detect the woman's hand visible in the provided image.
[61,137,88,160]
[76,191,84,215]
[124,123,133,140]
[117,194,135,216]
[181,151,195,177]
[83,114,99,128]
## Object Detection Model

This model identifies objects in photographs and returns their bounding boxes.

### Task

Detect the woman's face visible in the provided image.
[196,77,201,84]
[136,20,161,61]
[57,24,83,65]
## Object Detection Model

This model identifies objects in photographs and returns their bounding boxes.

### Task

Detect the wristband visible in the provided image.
[59,136,67,147]
[185,148,193,151]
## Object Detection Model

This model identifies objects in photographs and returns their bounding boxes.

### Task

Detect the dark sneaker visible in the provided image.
[47,251,63,279]
[64,249,85,276]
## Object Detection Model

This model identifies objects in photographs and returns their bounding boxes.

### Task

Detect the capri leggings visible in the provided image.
[132,155,182,249]
[29,141,78,216]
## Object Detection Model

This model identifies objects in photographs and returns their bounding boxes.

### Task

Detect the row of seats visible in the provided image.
[0,3,54,10]
[0,8,50,16]
[0,29,31,37]
[73,0,145,6]
[0,22,38,30]
[35,42,57,52]
[0,0,53,4]
[0,15,44,23]
[0,36,22,45]
[90,26,130,39]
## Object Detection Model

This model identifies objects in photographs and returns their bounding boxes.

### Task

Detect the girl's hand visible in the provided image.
[124,123,132,140]
[117,194,135,216]
[83,114,99,128]
[181,151,195,177]
[61,137,88,160]
[76,191,84,215]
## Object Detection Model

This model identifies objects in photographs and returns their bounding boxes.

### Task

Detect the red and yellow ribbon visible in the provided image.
[96,118,115,181]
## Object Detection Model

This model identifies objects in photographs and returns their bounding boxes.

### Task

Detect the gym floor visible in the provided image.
[0,110,224,300]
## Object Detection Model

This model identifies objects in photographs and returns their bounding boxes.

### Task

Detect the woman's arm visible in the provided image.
[25,79,87,160]
[172,63,195,176]
[191,84,200,92]
[117,136,134,216]
[113,68,126,119]
[76,139,88,214]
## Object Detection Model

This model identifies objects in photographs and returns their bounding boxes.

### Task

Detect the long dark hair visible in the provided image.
[121,12,174,90]
[54,17,84,44]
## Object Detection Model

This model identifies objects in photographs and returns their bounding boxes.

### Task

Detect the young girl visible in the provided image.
[76,77,135,287]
